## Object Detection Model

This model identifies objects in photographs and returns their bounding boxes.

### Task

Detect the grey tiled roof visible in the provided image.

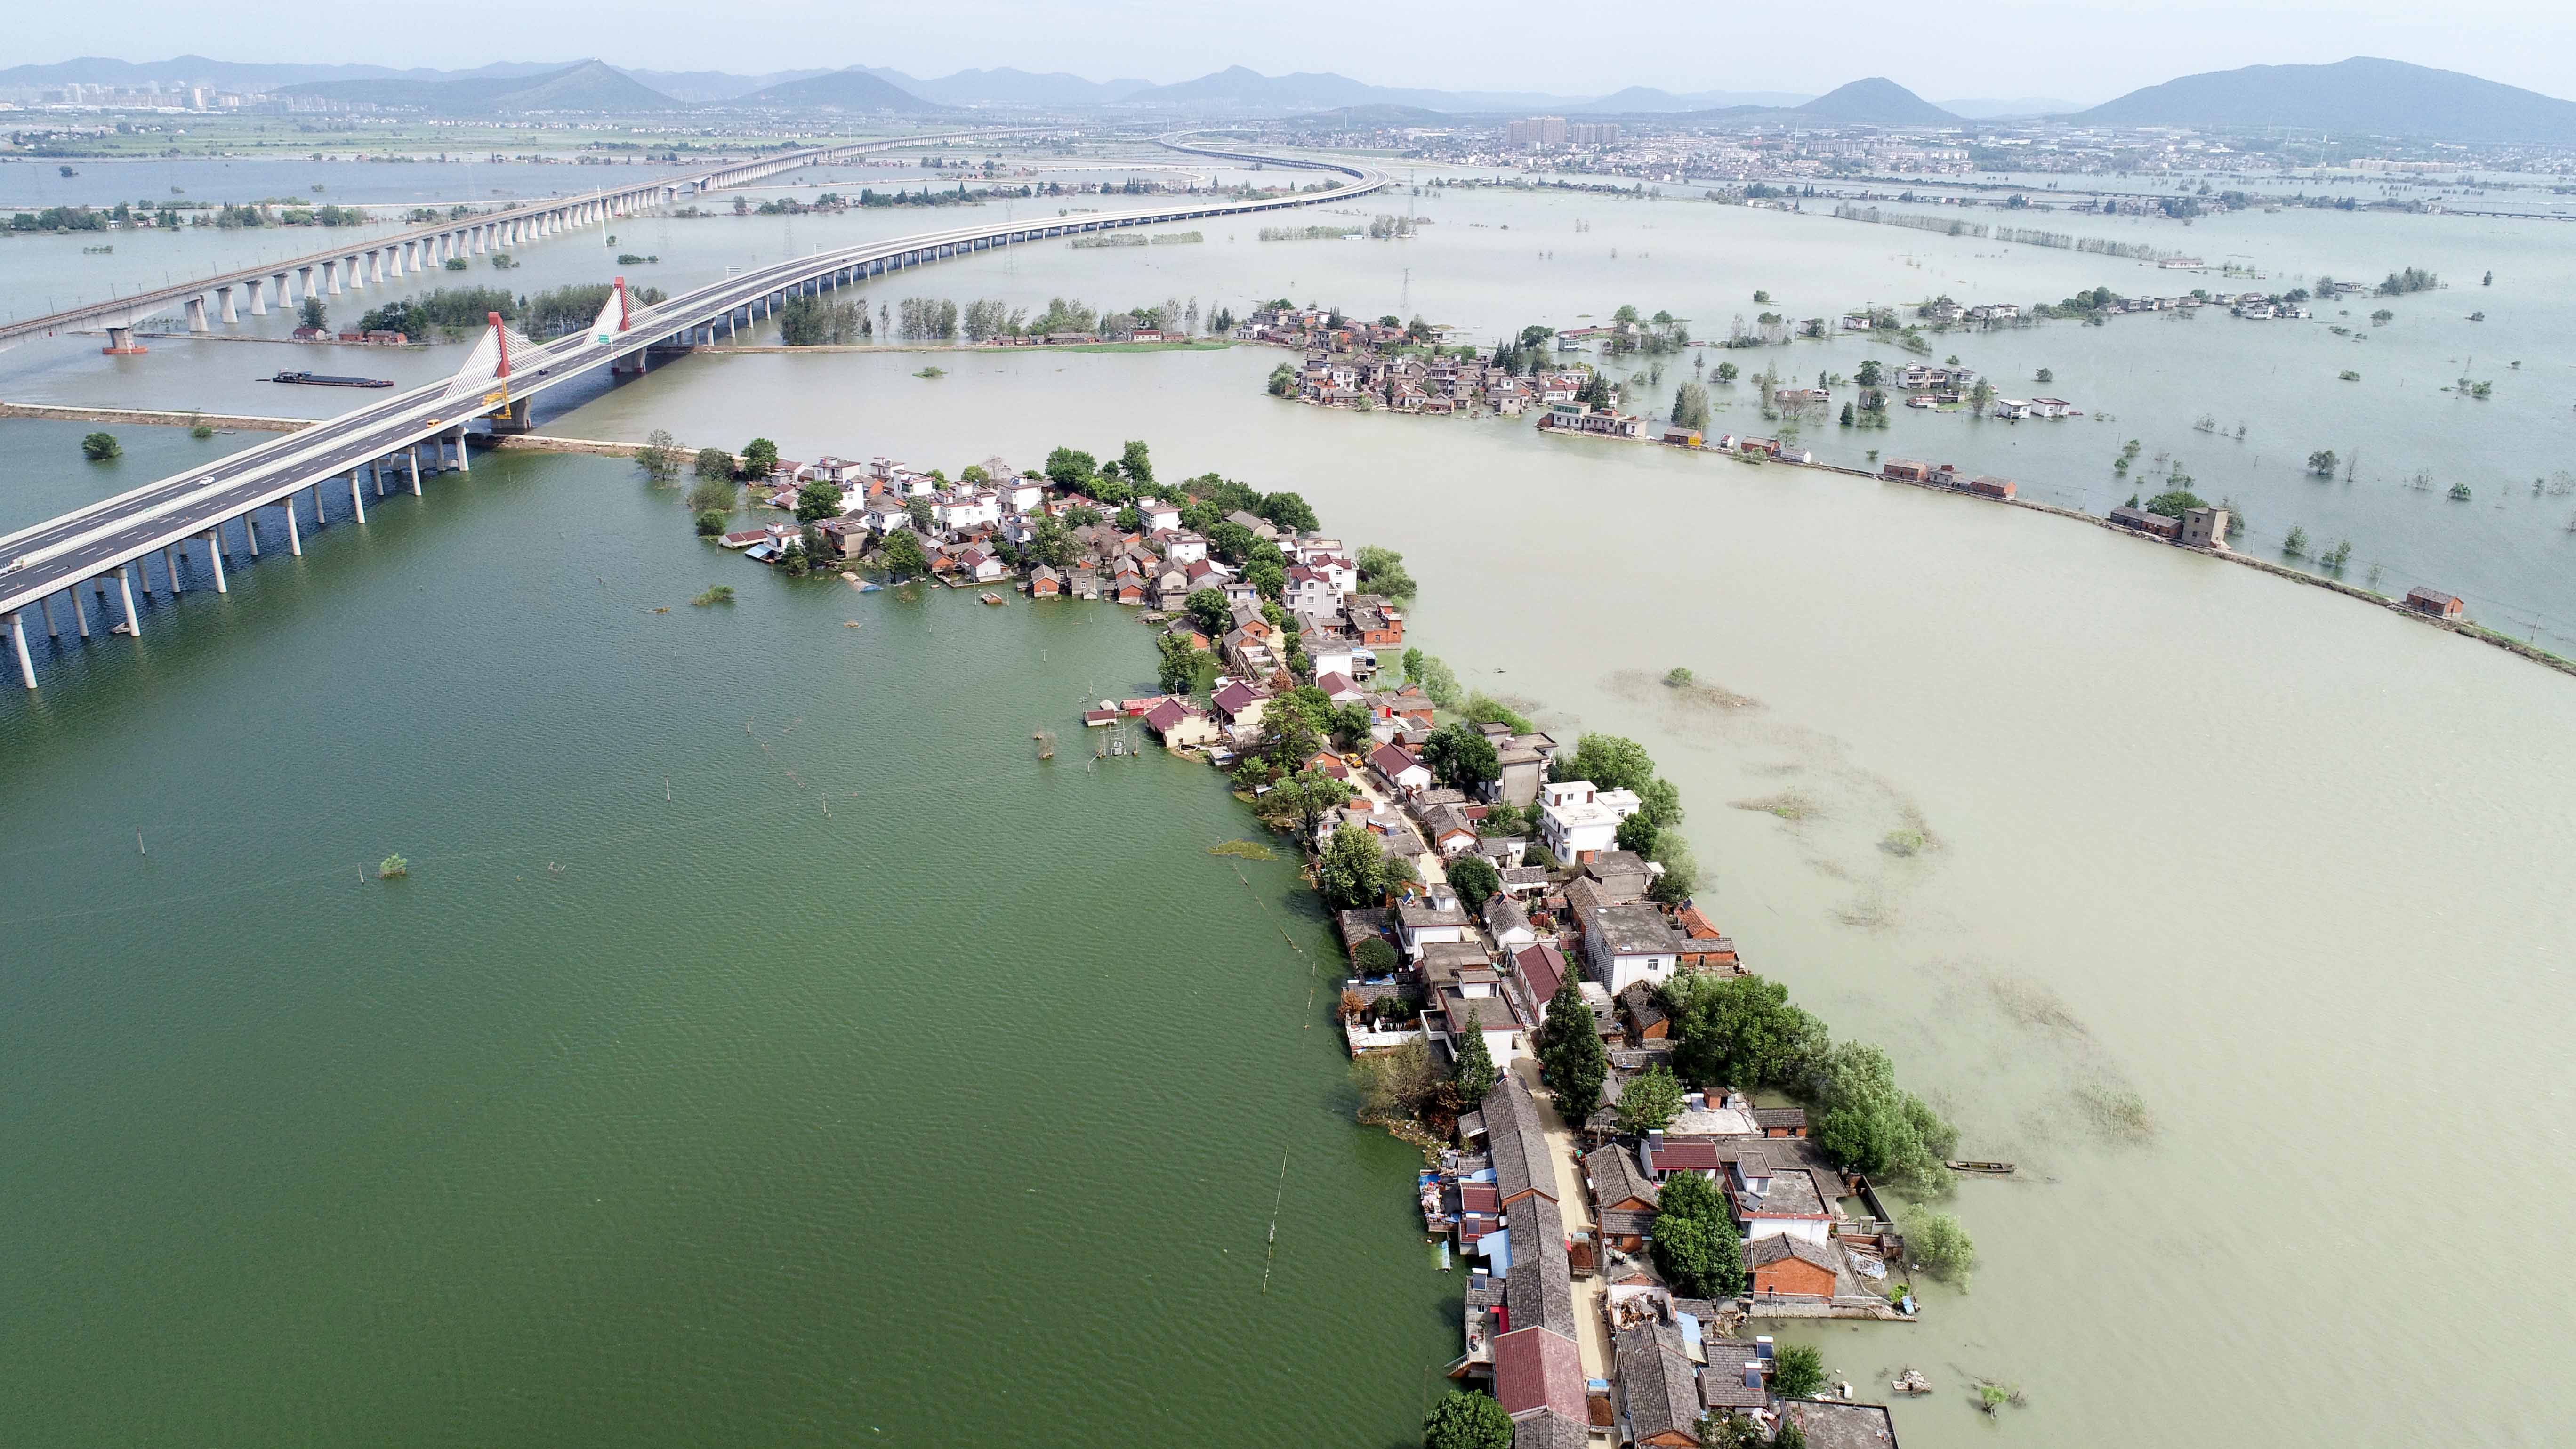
[1482,1076,1559,1205]
[1505,1194,1577,1338]
[1616,1321,1704,1444]
[1583,1143,1660,1213]
[1512,1409,1589,1449]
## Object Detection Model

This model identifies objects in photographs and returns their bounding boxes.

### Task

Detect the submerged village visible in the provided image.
[687,433,1984,1448]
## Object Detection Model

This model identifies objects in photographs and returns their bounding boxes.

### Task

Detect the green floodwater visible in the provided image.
[0,444,1449,1447]
[12,164,2576,1447]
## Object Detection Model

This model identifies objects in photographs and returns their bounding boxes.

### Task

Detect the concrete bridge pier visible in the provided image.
[248,277,269,316]
[407,447,422,495]
[282,497,302,555]
[66,587,89,638]
[245,514,258,556]
[471,226,487,256]
[311,479,328,527]
[186,295,211,333]
[103,324,145,354]
[348,472,367,525]
[217,285,239,323]
[159,546,180,595]
[116,567,141,636]
[347,253,368,289]
[9,612,32,689]
[201,531,227,593]
[323,259,343,294]
[293,266,311,303]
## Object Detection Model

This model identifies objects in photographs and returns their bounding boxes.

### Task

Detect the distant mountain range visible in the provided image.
[625,67,833,103]
[2069,56,2576,145]
[729,67,947,113]
[276,60,677,114]
[17,53,2576,144]
[862,66,1151,107]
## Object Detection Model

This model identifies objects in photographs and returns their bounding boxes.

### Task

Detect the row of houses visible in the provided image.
[1877,458,2018,500]
[1431,1059,1909,1445]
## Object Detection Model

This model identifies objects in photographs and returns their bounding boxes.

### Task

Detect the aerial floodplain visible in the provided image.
[4,19,2575,1449]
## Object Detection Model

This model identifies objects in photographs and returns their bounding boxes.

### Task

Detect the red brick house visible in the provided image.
[1747,1235,1839,1300]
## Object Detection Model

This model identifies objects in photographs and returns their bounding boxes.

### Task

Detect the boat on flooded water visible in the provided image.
[267,370,394,389]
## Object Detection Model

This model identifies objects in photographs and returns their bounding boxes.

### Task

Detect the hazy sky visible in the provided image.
[14,0,2574,102]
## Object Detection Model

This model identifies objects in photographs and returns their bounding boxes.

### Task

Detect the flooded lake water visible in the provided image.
[4,154,2574,1447]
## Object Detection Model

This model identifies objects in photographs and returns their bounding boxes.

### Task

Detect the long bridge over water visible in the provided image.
[0,140,1385,689]
[1,130,1037,352]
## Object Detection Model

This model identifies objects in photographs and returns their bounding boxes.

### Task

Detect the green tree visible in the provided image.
[1254,768,1353,838]
[1028,513,1076,568]
[684,473,737,514]
[1155,632,1200,694]
[298,295,327,330]
[636,428,681,484]
[795,480,844,523]
[1536,974,1608,1122]
[1615,813,1660,856]
[80,431,121,461]
[694,509,728,535]
[1421,722,1500,791]
[1447,854,1501,916]
[1451,1003,1499,1101]
[1186,586,1229,634]
[741,437,780,477]
[1813,1041,1955,1186]
[1354,936,1400,976]
[1562,733,1657,792]
[1413,654,1463,709]
[1261,491,1320,534]
[1714,361,1739,384]
[1649,1202,1744,1297]
[1248,559,1285,601]
[879,529,930,581]
[2144,489,2207,518]
[1118,439,1154,487]
[1617,1063,1686,1134]
[1771,1344,1826,1400]
[1267,362,1299,397]
[1421,1389,1515,1449]
[1207,521,1257,561]
[1671,382,1712,431]
[2305,449,2338,476]
[1043,446,1096,488]
[1355,545,1416,599]
[1907,1210,1976,1281]
[1853,359,1882,386]
[1665,974,1828,1094]
[1648,830,1700,905]
[694,447,737,483]
[1316,825,1391,911]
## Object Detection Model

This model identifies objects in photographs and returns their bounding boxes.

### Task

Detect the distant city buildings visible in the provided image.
[1503,117,1620,149]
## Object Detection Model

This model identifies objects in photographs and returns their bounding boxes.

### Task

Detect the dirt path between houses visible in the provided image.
[1511,1057,1611,1381]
